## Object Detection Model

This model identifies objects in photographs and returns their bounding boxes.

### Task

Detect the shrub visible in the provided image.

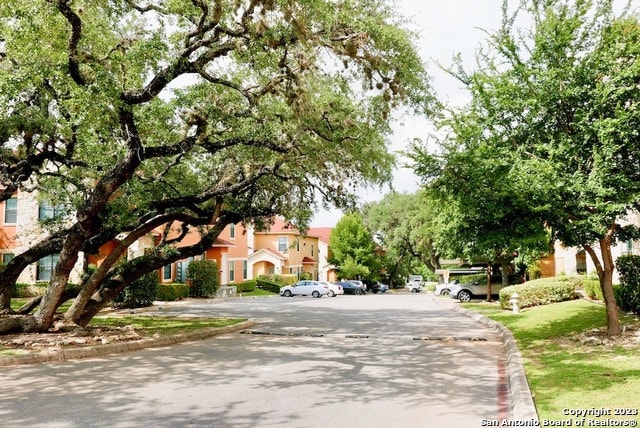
[257,274,297,286]
[456,274,487,284]
[582,278,603,300]
[156,283,190,301]
[13,283,45,298]
[499,276,579,310]
[236,280,257,293]
[256,278,281,294]
[114,270,159,308]
[300,271,313,280]
[187,259,219,297]
[615,255,640,314]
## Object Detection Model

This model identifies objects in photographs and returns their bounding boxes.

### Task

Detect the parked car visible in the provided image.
[405,279,423,293]
[279,280,329,298]
[449,275,524,302]
[348,280,366,292]
[320,281,343,297]
[336,281,364,295]
[369,282,389,294]
[435,279,459,296]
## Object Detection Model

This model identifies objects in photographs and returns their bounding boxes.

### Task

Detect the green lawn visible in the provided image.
[463,299,640,423]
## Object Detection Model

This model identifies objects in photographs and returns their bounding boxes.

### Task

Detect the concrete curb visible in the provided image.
[433,295,539,421]
[0,320,256,367]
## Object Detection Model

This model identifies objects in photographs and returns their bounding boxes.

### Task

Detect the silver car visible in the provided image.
[449,276,522,302]
[279,280,330,298]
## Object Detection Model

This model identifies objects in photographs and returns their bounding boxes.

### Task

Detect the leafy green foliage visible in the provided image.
[329,213,379,280]
[411,0,640,334]
[499,277,579,310]
[187,260,219,298]
[236,280,257,293]
[0,0,432,331]
[257,274,297,286]
[113,271,159,309]
[362,191,442,285]
[155,283,190,302]
[582,278,604,301]
[615,255,640,314]
[256,279,282,294]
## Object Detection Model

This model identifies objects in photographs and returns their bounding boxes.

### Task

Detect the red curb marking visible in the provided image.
[497,351,510,420]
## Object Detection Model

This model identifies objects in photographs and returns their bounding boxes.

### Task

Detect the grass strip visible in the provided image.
[463,299,640,424]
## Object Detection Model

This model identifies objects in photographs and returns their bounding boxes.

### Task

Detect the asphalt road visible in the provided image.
[0,293,508,428]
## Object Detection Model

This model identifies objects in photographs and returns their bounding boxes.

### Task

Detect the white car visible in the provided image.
[405,279,423,293]
[279,280,330,298]
[435,279,459,295]
[320,281,343,297]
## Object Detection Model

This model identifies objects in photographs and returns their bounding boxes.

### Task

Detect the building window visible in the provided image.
[230,224,235,239]
[39,202,65,221]
[4,197,17,223]
[296,239,300,252]
[278,237,287,252]
[163,264,172,281]
[229,261,235,282]
[2,253,14,265]
[624,240,634,256]
[37,253,60,281]
[243,260,248,279]
[311,244,314,257]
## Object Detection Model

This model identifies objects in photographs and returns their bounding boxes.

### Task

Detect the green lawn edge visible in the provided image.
[462,299,640,424]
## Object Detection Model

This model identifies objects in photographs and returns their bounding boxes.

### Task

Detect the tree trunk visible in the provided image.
[0,289,13,311]
[486,262,493,302]
[501,261,509,288]
[584,234,621,336]
[32,231,84,332]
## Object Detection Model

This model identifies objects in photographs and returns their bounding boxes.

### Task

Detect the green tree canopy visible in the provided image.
[0,0,431,333]
[362,190,442,286]
[329,212,379,280]
[410,0,640,333]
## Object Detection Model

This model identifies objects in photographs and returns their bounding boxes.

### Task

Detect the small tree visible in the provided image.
[329,213,379,279]
[187,260,219,298]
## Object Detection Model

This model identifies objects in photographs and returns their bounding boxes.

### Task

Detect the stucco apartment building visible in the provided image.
[0,192,335,287]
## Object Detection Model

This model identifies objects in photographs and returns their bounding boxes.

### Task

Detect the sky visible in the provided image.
[310,1,505,227]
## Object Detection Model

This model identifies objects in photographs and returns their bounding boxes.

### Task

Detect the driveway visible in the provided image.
[0,293,509,427]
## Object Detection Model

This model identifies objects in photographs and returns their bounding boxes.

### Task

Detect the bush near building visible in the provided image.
[615,255,640,314]
[499,276,579,310]
[113,271,159,308]
[155,283,190,301]
[187,259,219,298]
[235,280,257,293]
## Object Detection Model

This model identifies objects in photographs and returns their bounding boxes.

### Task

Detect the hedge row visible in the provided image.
[235,280,257,293]
[156,283,190,301]
[257,274,298,286]
[256,279,282,294]
[499,276,579,310]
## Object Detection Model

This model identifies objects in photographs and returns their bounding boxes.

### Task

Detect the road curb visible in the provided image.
[433,295,539,421]
[0,320,256,367]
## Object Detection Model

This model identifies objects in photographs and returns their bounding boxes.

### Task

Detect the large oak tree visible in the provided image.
[0,0,431,333]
